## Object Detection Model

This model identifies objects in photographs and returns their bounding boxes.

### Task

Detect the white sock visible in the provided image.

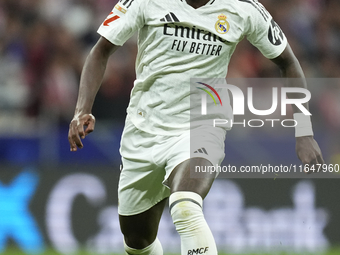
[124,238,163,255]
[169,191,217,255]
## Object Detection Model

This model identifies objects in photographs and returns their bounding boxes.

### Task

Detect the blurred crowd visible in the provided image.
[0,0,339,134]
[0,0,136,130]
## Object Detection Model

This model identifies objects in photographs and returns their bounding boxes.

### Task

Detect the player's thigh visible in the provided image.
[119,117,170,216]
[119,198,167,249]
[167,157,215,199]
[166,126,226,199]
[118,117,170,248]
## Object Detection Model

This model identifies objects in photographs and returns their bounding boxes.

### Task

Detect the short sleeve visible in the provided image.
[97,0,146,46]
[245,0,287,59]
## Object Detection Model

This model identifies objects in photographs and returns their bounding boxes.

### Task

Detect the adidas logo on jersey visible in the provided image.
[160,12,180,22]
[193,147,208,155]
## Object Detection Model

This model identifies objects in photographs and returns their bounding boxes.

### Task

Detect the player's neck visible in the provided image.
[185,0,211,9]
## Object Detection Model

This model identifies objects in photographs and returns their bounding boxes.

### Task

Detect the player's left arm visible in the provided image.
[242,0,324,168]
[271,44,324,167]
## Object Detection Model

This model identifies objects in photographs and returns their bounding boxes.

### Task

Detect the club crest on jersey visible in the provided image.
[215,14,230,34]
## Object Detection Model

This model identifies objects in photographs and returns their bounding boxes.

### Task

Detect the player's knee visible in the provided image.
[124,237,163,255]
[124,236,151,250]
[120,218,157,249]
[169,191,204,233]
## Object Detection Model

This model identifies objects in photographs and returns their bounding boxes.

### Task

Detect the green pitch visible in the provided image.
[2,248,340,255]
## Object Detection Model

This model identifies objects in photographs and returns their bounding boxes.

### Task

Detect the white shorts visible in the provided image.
[118,117,226,216]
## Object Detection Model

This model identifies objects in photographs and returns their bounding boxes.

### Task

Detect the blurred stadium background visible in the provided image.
[0,0,340,254]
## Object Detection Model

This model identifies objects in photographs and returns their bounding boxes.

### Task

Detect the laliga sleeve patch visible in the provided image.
[103,12,120,26]
[268,18,284,45]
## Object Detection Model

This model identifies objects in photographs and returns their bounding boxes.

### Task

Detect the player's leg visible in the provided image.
[168,157,214,198]
[167,157,218,255]
[119,198,166,254]
[118,117,170,255]
[118,162,169,255]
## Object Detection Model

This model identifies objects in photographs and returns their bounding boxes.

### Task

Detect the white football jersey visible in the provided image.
[98,0,287,135]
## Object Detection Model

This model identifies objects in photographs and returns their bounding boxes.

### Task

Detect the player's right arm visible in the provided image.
[68,37,119,151]
[69,0,146,151]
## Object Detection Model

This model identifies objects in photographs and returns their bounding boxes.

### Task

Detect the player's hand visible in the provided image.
[68,113,95,151]
[296,136,324,173]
